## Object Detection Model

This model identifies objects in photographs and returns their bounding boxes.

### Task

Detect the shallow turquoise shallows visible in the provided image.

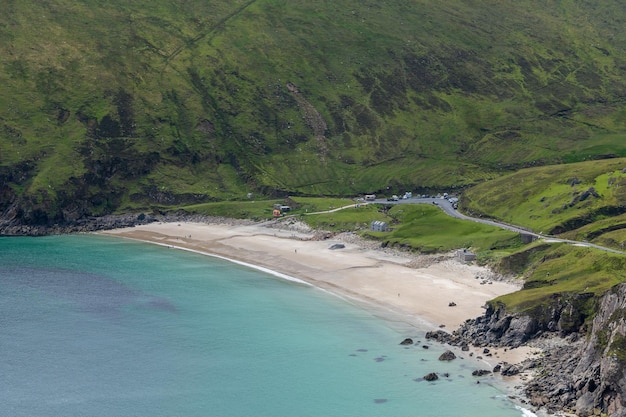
[0,235,533,417]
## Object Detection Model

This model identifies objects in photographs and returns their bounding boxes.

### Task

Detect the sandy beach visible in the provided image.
[101,219,538,367]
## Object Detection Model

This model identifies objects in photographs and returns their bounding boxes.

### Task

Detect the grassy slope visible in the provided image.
[463,158,626,239]
[459,158,626,315]
[182,196,355,220]
[3,0,626,220]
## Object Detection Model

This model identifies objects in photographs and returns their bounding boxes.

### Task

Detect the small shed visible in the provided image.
[370,220,389,232]
[457,249,476,263]
[520,233,537,244]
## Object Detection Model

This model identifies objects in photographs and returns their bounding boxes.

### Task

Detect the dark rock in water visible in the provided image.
[423,372,439,381]
[422,345,429,349]
[438,350,457,361]
[472,369,492,377]
[373,398,388,404]
[493,364,502,373]
[328,243,345,250]
[400,338,413,345]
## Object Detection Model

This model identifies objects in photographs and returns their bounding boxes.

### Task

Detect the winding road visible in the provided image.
[315,197,626,255]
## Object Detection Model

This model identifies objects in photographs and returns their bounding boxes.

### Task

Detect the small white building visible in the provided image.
[457,249,476,263]
[370,220,389,232]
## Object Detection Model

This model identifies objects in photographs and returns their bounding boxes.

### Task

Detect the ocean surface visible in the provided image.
[0,234,535,417]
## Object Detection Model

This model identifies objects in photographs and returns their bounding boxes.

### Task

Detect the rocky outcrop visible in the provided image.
[522,337,583,414]
[0,212,158,235]
[443,284,626,416]
[457,306,538,347]
[524,284,626,417]
[0,212,258,236]
[452,292,593,349]
[422,285,626,416]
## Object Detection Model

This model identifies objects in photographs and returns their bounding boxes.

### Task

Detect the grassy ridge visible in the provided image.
[463,158,626,244]
[458,158,626,316]
[492,241,626,319]
[182,196,355,219]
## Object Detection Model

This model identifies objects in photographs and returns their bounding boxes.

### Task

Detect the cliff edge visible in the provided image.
[452,284,626,416]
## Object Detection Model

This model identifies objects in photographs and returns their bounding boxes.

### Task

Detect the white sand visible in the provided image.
[100,220,538,366]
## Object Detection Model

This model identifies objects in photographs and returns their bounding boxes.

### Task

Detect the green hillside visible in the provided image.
[463,158,626,243]
[459,158,626,316]
[3,0,626,223]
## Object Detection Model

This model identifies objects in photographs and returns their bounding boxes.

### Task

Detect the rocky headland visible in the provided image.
[423,284,626,417]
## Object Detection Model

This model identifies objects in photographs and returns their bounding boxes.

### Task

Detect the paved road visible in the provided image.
[292,196,625,255]
[380,197,536,233]
[367,197,626,255]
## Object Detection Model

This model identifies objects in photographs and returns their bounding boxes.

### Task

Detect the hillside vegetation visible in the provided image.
[2,0,626,223]
[463,157,626,247]
[451,158,626,318]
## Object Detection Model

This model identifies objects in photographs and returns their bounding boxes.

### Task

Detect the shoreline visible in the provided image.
[100,219,546,414]
[99,220,539,365]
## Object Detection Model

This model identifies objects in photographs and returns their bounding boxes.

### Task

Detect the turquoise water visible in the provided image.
[0,235,532,417]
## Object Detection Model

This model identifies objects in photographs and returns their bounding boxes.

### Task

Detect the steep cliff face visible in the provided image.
[454,292,594,349]
[506,285,626,417]
[568,284,626,417]
[453,285,626,416]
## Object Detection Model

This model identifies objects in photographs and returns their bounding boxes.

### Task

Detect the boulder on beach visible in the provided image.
[501,363,521,376]
[328,243,345,250]
[438,350,457,361]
